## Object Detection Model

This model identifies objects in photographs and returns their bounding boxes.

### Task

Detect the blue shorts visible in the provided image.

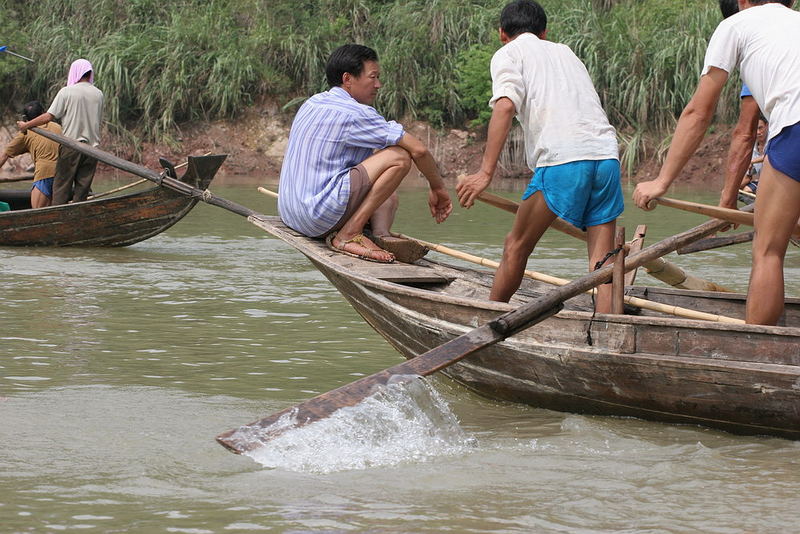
[32,177,54,198]
[766,121,800,182]
[522,159,624,230]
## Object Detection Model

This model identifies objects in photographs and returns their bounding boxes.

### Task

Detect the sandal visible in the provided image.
[326,232,395,263]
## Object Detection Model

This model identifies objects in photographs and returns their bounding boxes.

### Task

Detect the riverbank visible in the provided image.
[2,108,734,191]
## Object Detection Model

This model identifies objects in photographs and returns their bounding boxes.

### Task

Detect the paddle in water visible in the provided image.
[216,213,732,454]
[24,127,734,455]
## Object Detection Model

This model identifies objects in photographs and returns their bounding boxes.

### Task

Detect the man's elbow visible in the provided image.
[493,97,516,116]
[407,145,430,161]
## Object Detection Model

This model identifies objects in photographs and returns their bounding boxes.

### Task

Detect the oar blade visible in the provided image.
[216,309,563,454]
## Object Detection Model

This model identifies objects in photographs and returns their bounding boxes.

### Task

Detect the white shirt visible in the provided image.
[703,3,800,142]
[489,33,618,170]
[47,82,104,147]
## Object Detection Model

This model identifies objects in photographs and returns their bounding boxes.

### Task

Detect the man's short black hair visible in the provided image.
[719,0,739,18]
[22,100,44,121]
[750,0,794,6]
[325,44,379,87]
[500,0,547,38]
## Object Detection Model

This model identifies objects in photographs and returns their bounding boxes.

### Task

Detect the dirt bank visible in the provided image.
[3,107,734,191]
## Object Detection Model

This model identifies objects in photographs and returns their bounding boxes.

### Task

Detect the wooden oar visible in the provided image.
[678,231,754,255]
[395,233,743,324]
[28,127,253,217]
[255,187,741,323]
[648,197,800,237]
[475,191,734,293]
[87,152,213,200]
[217,212,735,454]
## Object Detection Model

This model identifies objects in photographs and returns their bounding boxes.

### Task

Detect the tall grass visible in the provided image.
[0,0,758,160]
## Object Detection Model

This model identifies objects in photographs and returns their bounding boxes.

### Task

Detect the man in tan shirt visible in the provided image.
[0,101,62,208]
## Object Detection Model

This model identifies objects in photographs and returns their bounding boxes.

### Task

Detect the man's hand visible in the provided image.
[456,171,492,208]
[632,178,669,210]
[16,120,27,133]
[428,185,452,223]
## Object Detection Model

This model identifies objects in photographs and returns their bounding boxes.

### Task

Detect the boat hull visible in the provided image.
[0,155,225,247]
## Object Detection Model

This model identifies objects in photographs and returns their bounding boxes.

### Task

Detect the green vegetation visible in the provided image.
[0,0,758,169]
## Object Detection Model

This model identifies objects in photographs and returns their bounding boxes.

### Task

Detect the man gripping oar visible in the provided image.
[633,0,800,326]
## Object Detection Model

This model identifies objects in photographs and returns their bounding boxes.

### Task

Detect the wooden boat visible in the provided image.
[249,215,800,440]
[0,154,226,247]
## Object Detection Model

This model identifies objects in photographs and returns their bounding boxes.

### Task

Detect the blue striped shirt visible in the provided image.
[277,87,405,237]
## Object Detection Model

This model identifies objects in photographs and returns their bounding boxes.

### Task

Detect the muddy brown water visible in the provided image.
[2,183,798,533]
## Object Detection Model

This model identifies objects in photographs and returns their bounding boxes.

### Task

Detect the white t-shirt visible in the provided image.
[489,33,618,170]
[702,3,800,142]
[48,82,104,147]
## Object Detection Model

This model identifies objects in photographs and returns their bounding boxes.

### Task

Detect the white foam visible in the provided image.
[246,376,476,473]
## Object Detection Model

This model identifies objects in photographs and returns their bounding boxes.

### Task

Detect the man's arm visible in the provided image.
[720,95,759,208]
[633,67,728,209]
[17,112,55,133]
[395,133,453,223]
[456,97,516,208]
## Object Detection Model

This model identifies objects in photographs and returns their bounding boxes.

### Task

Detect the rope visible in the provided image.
[202,189,213,202]
[593,246,623,271]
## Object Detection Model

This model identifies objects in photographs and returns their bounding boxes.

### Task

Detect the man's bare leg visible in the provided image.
[490,191,557,302]
[30,187,51,209]
[332,147,411,261]
[586,221,617,314]
[746,159,800,325]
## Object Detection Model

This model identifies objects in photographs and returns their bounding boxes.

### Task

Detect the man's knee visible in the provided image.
[503,232,535,261]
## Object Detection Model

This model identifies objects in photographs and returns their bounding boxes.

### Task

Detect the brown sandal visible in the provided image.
[326,232,395,263]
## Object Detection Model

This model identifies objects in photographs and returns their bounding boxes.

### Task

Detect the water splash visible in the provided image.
[246,376,476,473]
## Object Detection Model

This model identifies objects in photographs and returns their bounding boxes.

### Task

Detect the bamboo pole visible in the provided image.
[396,233,744,324]
[476,191,734,293]
[87,152,212,200]
[648,196,800,237]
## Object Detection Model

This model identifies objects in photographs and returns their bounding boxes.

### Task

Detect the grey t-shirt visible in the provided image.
[48,82,104,146]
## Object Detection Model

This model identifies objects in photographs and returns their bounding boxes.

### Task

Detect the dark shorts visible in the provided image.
[330,164,372,233]
[32,177,54,198]
[766,121,800,182]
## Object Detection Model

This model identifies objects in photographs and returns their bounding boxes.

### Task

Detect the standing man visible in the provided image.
[278,44,452,263]
[17,58,104,204]
[633,0,800,325]
[456,0,623,312]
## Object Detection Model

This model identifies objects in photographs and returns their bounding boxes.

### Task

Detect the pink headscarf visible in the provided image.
[67,58,94,86]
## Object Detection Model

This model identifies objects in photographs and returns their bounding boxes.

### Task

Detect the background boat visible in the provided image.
[0,154,225,247]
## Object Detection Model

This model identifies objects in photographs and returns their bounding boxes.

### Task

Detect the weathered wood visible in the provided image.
[624,225,647,286]
[475,191,735,291]
[30,127,254,218]
[650,196,800,237]
[217,213,744,453]
[611,227,626,314]
[216,216,799,449]
[0,154,226,246]
[398,233,743,324]
[677,231,755,254]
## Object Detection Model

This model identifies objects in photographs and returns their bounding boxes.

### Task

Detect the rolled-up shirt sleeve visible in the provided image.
[489,49,525,112]
[347,107,405,149]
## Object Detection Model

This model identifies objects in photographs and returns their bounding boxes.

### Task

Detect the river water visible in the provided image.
[1,183,798,533]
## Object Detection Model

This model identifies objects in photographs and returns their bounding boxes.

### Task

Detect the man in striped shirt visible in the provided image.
[278,44,452,263]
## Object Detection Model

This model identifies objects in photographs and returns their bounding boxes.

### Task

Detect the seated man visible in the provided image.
[0,101,62,208]
[277,44,452,263]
